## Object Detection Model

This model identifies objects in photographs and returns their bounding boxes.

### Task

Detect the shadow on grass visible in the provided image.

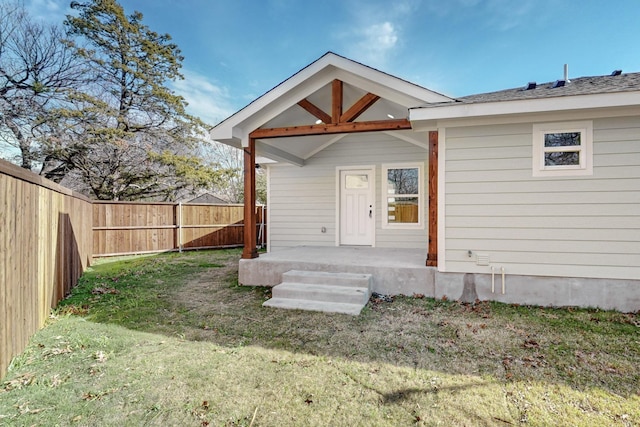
[57,248,640,400]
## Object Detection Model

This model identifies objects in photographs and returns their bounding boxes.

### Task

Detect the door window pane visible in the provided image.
[345,174,368,189]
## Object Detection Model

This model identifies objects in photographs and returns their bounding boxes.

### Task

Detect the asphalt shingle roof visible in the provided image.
[417,72,640,109]
[461,72,640,102]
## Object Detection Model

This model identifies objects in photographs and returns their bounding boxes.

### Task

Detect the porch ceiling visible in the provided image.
[255,80,416,162]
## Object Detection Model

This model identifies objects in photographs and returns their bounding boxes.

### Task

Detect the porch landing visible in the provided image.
[239,246,435,296]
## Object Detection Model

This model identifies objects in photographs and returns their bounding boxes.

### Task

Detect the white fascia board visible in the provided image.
[409,91,640,129]
[332,66,452,105]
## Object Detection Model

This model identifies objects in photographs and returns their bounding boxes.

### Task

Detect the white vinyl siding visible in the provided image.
[268,133,428,251]
[443,116,640,280]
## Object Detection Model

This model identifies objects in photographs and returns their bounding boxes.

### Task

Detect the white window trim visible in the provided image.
[532,120,593,177]
[381,162,424,229]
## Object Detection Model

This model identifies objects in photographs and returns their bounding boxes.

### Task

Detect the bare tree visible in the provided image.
[0,2,84,170]
[43,0,223,200]
[200,140,267,204]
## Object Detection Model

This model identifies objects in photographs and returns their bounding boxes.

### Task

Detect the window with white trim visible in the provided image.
[532,121,593,177]
[382,163,423,229]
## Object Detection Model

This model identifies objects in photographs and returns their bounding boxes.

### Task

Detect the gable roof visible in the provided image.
[210,52,453,150]
[410,71,640,128]
[184,192,229,204]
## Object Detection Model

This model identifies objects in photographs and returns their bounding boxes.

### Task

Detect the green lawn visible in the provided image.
[1,249,638,426]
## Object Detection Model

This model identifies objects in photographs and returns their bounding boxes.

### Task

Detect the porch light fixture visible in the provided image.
[387,114,395,119]
[315,119,323,124]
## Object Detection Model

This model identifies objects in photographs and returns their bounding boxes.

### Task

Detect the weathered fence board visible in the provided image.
[0,159,92,379]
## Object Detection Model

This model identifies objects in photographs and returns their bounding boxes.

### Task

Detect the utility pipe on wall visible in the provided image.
[491,267,495,293]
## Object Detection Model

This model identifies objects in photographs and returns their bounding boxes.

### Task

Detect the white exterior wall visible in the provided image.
[443,116,640,280]
[267,132,429,251]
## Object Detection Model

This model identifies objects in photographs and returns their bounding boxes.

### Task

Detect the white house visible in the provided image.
[210,52,640,313]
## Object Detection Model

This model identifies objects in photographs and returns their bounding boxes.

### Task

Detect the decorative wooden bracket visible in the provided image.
[253,79,397,139]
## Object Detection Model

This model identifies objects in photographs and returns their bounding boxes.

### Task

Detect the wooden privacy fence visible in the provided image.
[92,202,266,257]
[0,159,93,378]
[1,159,267,379]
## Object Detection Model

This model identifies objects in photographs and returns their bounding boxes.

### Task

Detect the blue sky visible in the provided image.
[25,0,640,126]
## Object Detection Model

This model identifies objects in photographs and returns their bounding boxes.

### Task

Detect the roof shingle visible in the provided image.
[454,72,640,105]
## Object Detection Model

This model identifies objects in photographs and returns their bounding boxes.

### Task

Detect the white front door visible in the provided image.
[339,169,374,246]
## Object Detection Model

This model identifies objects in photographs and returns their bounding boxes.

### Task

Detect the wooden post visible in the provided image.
[242,137,258,259]
[426,130,438,267]
[177,202,183,253]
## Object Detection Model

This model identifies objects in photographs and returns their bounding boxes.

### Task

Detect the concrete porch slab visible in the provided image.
[239,246,435,296]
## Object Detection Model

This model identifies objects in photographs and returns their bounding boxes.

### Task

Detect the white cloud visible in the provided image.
[354,22,399,66]
[171,69,237,127]
[24,0,69,24]
[340,0,419,67]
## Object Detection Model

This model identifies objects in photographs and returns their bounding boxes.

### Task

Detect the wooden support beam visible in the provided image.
[297,99,331,124]
[242,137,258,259]
[340,93,380,123]
[331,79,342,124]
[426,130,438,267]
[250,118,411,139]
[256,143,305,167]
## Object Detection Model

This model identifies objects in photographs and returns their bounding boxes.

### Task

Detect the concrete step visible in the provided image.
[272,282,370,305]
[282,270,372,289]
[263,298,366,315]
[262,270,373,315]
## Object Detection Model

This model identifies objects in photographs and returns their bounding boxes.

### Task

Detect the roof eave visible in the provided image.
[409,91,640,130]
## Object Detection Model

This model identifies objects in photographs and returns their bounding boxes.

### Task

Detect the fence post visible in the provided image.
[259,205,266,248]
[177,202,183,253]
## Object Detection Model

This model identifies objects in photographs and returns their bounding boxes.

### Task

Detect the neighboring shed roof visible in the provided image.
[185,192,229,204]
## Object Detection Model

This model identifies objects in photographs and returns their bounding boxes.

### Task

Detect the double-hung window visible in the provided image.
[382,163,423,229]
[532,121,593,177]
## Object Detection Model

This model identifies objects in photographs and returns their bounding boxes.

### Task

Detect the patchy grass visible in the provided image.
[1,249,639,426]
